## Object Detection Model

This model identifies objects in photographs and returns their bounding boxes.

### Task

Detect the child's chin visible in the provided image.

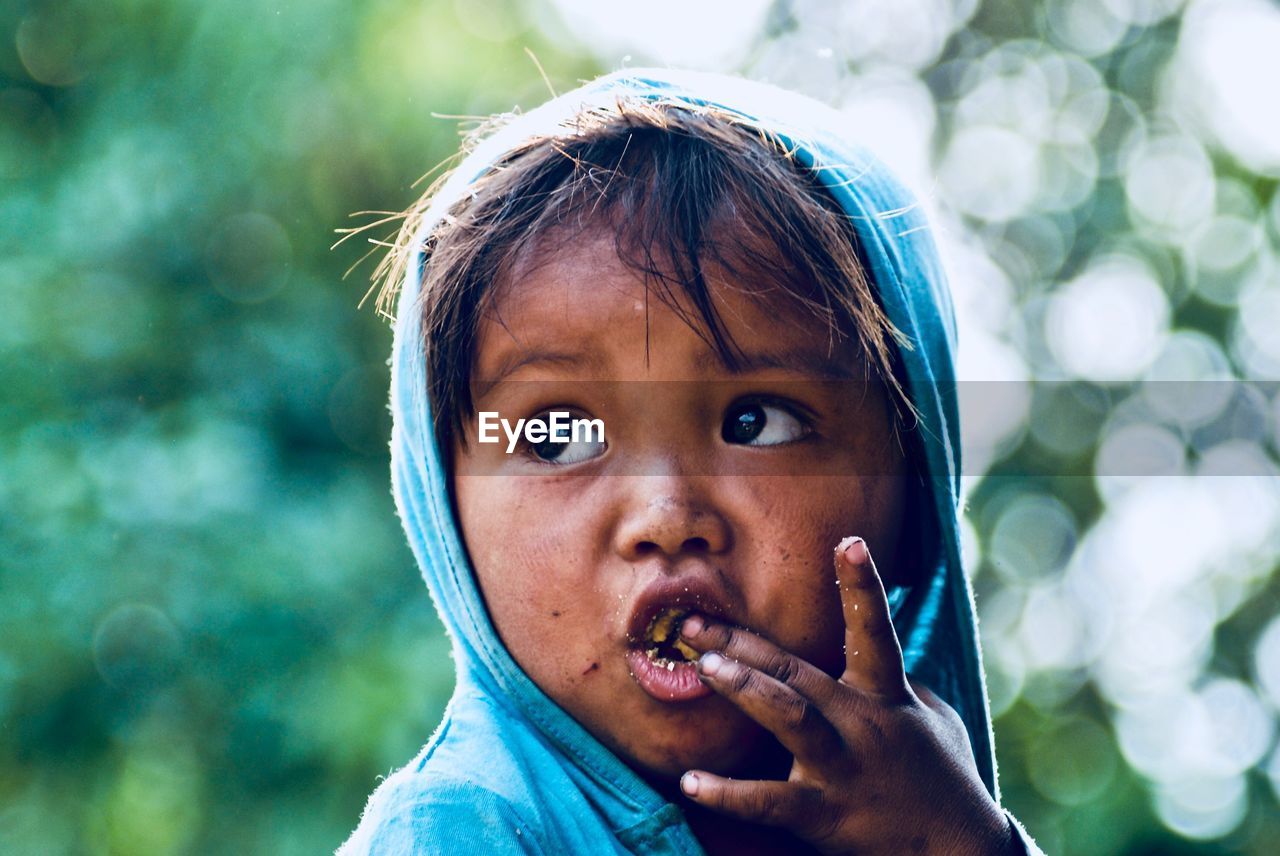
[622,716,776,780]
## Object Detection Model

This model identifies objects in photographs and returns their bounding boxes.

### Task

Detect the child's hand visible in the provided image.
[677,537,1015,856]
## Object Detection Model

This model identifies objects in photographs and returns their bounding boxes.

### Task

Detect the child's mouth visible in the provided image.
[627,605,714,703]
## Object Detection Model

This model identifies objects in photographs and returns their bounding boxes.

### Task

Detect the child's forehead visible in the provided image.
[500,218,827,322]
[475,226,858,383]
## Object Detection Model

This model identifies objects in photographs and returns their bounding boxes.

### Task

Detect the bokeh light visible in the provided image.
[1173,0,1280,175]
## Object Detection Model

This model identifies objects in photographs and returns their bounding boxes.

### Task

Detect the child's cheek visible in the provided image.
[762,553,847,676]
[455,474,612,674]
[735,475,884,673]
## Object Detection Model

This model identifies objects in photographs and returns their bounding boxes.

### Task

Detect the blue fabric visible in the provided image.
[340,68,1007,854]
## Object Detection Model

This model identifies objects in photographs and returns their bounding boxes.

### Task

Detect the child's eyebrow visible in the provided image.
[693,347,859,380]
[473,349,608,398]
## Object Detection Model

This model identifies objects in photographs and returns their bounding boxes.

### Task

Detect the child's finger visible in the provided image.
[680,770,824,832]
[679,614,839,709]
[694,651,842,764]
[835,536,910,701]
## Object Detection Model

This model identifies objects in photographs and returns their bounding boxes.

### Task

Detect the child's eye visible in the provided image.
[526,413,607,465]
[720,400,812,446]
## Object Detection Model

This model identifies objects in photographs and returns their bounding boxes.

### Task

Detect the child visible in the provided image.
[340,69,1043,855]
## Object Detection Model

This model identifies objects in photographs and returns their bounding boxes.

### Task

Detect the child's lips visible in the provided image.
[627,647,712,702]
[624,576,735,703]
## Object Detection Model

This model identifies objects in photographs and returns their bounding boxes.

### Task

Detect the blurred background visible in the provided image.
[3,0,1279,852]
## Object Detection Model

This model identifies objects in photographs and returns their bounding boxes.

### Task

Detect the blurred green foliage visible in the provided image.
[4,0,1280,854]
[1,0,596,851]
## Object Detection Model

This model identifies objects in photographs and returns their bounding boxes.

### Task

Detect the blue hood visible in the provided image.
[380,67,996,847]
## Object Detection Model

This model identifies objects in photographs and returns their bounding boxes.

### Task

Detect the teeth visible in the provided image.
[645,648,680,670]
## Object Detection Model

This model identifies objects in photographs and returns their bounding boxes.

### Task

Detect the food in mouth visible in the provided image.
[627,605,713,703]
[643,607,700,668]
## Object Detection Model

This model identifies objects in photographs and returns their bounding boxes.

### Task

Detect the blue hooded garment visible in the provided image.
[340,68,1041,855]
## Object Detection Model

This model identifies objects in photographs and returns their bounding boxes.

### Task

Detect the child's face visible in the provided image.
[452,228,908,781]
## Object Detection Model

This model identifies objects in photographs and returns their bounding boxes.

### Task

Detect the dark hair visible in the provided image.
[368,97,914,449]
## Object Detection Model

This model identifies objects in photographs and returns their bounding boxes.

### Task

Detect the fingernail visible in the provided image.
[681,614,705,638]
[699,651,725,677]
[681,771,700,796]
[838,536,866,564]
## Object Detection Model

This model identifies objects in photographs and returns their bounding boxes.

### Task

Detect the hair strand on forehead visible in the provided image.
[363,98,918,449]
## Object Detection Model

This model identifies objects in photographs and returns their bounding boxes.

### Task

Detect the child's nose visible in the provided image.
[612,481,732,560]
